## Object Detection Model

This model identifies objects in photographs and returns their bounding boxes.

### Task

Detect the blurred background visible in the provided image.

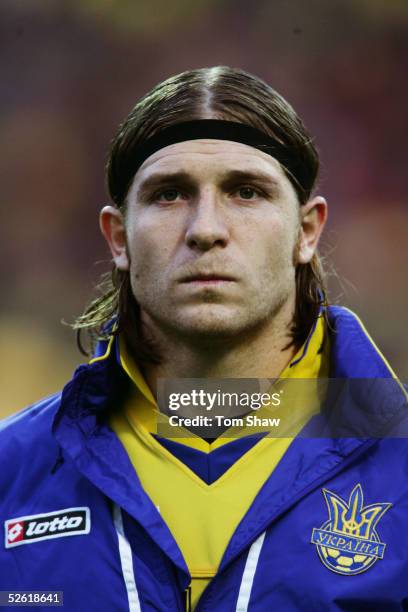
[1,0,407,418]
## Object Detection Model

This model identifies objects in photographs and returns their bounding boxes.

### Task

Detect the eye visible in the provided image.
[156,188,183,202]
[236,186,261,200]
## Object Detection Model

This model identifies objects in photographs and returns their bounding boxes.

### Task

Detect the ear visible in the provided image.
[99,205,130,270]
[297,196,328,264]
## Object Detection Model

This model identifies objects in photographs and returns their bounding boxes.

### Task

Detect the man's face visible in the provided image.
[118,139,303,342]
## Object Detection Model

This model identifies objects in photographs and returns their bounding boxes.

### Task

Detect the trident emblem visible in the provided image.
[311,484,391,575]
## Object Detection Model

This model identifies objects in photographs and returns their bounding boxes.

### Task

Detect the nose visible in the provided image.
[185,188,229,251]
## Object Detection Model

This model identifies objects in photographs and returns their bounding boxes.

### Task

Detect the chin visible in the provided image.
[167,304,271,343]
[181,321,241,339]
[144,300,288,344]
[158,304,242,338]
[180,316,241,338]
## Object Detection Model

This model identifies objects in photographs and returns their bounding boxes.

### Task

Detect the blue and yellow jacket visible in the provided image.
[0,306,407,611]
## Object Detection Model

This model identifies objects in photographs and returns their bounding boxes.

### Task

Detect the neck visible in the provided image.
[140,306,298,398]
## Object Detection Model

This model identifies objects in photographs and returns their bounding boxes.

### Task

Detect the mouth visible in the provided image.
[179,273,236,285]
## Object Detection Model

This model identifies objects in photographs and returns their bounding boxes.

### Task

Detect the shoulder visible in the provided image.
[0,394,62,488]
[0,392,61,440]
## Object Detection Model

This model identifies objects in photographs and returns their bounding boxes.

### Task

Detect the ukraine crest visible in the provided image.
[311,484,391,575]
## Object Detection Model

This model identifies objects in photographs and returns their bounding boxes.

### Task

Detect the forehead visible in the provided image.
[134,139,286,182]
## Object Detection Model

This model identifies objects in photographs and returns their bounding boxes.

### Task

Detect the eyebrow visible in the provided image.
[136,169,280,199]
[137,172,194,199]
[220,170,279,189]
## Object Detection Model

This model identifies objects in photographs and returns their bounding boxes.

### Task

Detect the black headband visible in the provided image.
[127,120,308,199]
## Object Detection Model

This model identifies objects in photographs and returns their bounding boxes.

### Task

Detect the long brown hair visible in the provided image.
[73,66,328,360]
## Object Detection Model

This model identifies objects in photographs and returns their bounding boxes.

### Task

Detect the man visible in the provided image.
[1,67,407,611]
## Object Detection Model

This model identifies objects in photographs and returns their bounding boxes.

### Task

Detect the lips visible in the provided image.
[179,273,236,283]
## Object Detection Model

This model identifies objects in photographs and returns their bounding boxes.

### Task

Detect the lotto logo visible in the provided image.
[5,508,90,548]
[6,521,24,544]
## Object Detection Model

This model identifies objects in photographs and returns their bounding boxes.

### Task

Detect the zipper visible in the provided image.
[185,586,192,612]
